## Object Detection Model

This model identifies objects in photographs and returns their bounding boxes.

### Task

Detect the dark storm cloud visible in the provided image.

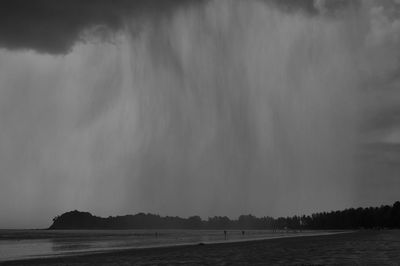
[0,0,361,54]
[0,0,204,54]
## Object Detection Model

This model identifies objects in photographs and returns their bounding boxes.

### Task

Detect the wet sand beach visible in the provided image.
[2,230,400,265]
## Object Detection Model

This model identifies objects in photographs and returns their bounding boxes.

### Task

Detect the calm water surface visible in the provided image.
[0,229,341,261]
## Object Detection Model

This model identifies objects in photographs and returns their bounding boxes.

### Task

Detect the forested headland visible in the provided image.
[49,201,400,230]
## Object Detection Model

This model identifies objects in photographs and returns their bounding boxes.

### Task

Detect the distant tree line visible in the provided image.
[49,201,400,230]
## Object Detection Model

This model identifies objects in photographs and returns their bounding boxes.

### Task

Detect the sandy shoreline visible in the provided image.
[0,230,349,261]
[0,230,350,262]
[2,230,400,265]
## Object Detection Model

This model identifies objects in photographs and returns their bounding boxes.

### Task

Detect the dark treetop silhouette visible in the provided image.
[49,201,400,230]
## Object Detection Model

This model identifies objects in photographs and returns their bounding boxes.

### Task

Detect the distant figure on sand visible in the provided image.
[224,230,227,240]
[242,230,245,236]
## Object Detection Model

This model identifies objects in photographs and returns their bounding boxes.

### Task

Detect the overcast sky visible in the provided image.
[1,0,400,228]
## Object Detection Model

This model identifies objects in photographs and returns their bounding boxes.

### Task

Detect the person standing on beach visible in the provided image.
[224,230,227,240]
